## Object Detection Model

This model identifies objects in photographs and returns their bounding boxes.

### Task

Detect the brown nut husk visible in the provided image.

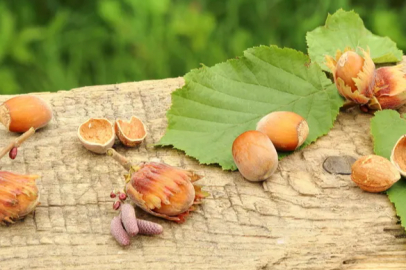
[367,65,406,110]
[124,162,208,223]
[115,116,147,147]
[390,134,406,177]
[0,95,53,133]
[78,118,115,154]
[351,155,400,192]
[0,171,40,224]
[107,148,209,224]
[325,48,375,105]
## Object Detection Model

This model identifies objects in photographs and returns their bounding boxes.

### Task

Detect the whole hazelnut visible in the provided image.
[336,51,365,91]
[232,130,278,182]
[351,155,400,193]
[0,95,53,133]
[256,111,309,151]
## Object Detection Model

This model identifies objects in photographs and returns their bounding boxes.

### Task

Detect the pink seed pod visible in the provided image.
[137,219,163,235]
[120,203,139,236]
[9,147,17,160]
[110,216,130,246]
[110,191,116,198]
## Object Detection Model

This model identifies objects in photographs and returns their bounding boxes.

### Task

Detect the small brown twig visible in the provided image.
[0,127,36,160]
[107,148,133,171]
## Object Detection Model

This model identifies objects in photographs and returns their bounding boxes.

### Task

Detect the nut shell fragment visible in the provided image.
[78,118,115,154]
[351,155,400,193]
[0,95,53,133]
[115,116,147,147]
[390,134,406,177]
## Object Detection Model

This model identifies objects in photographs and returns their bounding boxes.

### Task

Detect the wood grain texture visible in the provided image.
[0,77,405,270]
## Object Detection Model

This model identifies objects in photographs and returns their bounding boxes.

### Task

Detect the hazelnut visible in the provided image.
[256,111,309,151]
[0,95,53,133]
[336,51,365,91]
[351,155,400,193]
[124,160,206,223]
[78,118,115,154]
[107,148,209,223]
[367,65,406,110]
[115,116,147,147]
[0,171,40,223]
[232,130,278,182]
[390,134,406,177]
[325,48,375,105]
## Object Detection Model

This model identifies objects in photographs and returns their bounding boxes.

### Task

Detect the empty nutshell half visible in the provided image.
[115,116,147,147]
[390,134,406,177]
[0,95,53,133]
[78,118,115,154]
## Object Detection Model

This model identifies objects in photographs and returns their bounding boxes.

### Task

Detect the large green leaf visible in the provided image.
[307,9,403,71]
[158,45,344,170]
[371,110,406,230]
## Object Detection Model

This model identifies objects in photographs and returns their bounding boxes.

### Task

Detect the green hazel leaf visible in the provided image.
[158,45,344,170]
[307,9,403,71]
[370,110,406,230]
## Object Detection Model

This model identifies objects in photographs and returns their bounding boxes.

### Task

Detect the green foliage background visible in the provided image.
[1,0,405,94]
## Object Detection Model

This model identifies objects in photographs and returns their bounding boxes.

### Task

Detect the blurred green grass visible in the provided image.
[0,0,405,94]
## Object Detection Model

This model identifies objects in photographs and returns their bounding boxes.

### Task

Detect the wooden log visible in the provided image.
[0,77,404,269]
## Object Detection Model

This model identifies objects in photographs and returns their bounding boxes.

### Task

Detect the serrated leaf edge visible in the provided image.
[157,45,343,170]
[370,109,406,231]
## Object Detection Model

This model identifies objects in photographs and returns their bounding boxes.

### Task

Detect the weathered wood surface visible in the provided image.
[0,78,405,270]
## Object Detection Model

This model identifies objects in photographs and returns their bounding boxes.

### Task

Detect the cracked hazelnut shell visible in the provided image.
[115,116,147,147]
[390,134,406,177]
[78,118,115,154]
